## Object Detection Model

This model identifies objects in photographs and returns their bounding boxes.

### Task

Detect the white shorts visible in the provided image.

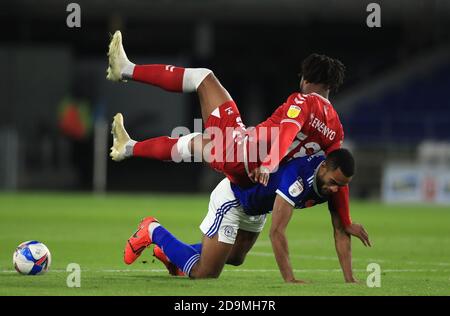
[200,178,267,244]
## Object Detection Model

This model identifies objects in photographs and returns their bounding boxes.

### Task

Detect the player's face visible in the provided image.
[317,166,352,196]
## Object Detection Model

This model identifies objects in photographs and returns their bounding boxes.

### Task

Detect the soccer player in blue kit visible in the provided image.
[124,148,368,283]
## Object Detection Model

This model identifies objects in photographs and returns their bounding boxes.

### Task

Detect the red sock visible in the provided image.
[133,136,179,161]
[132,64,185,92]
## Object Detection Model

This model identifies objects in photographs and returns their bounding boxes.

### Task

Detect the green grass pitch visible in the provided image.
[0,192,449,296]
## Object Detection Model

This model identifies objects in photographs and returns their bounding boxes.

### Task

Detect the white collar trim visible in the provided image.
[311,92,330,104]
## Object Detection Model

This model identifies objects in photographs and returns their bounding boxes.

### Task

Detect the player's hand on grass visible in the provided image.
[285,278,308,284]
[345,223,371,247]
[249,166,271,186]
[345,276,360,283]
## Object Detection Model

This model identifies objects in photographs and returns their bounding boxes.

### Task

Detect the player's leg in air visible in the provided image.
[107,30,233,164]
[124,179,265,278]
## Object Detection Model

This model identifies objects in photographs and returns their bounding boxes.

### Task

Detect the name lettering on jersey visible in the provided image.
[287,105,301,118]
[309,116,336,141]
[288,178,304,197]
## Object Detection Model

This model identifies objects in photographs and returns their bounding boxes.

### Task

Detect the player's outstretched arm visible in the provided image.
[270,195,306,283]
[251,122,300,186]
[328,195,371,247]
[329,208,358,283]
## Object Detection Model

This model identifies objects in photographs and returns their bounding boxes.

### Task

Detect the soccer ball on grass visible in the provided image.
[13,241,51,275]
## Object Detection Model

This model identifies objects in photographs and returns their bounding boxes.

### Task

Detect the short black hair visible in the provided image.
[326,148,355,177]
[300,53,346,92]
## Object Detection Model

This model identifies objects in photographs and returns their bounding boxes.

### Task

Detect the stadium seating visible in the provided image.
[343,62,450,144]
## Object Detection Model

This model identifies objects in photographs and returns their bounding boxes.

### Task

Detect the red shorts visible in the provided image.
[204,101,255,187]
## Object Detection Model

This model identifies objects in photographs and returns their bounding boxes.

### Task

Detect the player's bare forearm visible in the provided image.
[334,230,356,282]
[328,193,371,247]
[329,208,357,282]
[270,195,306,283]
[270,230,296,282]
[257,122,300,184]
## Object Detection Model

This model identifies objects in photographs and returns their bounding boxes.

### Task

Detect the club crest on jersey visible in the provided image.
[287,105,301,118]
[288,178,304,197]
[223,226,237,240]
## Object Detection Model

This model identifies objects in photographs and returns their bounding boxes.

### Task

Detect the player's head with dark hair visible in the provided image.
[316,148,355,196]
[299,53,346,94]
[326,148,355,177]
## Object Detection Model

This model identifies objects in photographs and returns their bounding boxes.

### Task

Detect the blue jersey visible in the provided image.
[230,155,328,215]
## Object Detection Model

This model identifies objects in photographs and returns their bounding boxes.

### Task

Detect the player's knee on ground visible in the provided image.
[189,266,221,279]
[226,255,246,266]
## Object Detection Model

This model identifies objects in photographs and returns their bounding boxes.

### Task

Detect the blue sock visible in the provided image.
[190,243,202,254]
[152,226,200,276]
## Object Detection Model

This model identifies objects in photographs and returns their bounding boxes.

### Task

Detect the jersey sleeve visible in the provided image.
[279,93,311,128]
[261,122,299,172]
[328,185,352,227]
[261,94,311,172]
[325,122,350,226]
[275,164,303,206]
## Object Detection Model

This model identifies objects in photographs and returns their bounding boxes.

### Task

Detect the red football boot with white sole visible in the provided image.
[124,216,158,265]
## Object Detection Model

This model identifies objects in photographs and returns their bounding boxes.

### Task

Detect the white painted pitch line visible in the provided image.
[2,268,449,274]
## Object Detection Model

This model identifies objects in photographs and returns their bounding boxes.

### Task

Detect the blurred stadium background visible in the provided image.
[1,0,450,202]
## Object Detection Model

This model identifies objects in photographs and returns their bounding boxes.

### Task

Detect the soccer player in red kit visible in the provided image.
[107,31,370,246]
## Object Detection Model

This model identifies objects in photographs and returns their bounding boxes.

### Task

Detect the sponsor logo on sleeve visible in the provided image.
[287,105,301,118]
[288,178,304,197]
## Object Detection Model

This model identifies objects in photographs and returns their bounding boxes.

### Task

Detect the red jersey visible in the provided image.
[247,92,344,172]
[202,94,352,227]
[252,92,351,227]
